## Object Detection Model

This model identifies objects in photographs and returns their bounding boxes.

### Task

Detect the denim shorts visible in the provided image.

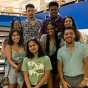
[8,66,24,84]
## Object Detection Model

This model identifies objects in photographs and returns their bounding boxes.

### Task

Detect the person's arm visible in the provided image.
[23,71,31,88]
[5,44,20,72]
[57,48,71,88]
[40,41,46,51]
[35,56,52,88]
[84,56,88,78]
[79,56,88,87]
[57,60,64,82]
[5,45,18,69]
[35,70,50,88]
[38,20,43,39]
[40,34,46,51]
[57,60,71,88]
[39,20,46,37]
[22,58,32,88]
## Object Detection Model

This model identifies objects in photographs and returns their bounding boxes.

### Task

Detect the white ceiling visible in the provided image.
[0,0,49,12]
[0,0,20,7]
[0,0,57,12]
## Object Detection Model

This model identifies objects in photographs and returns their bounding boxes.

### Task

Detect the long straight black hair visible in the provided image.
[46,22,61,56]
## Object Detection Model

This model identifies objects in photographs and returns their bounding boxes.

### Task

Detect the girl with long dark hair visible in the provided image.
[5,29,25,88]
[40,22,64,88]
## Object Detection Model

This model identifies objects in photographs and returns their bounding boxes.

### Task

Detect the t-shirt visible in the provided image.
[57,42,88,76]
[22,56,52,85]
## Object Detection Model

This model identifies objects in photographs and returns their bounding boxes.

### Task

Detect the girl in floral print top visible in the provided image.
[22,38,52,88]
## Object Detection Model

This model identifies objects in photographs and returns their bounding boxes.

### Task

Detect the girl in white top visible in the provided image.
[40,22,64,88]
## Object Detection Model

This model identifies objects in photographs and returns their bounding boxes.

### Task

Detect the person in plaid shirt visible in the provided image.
[39,1,64,36]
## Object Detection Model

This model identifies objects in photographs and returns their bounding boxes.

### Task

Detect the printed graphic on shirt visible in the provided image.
[27,61,44,76]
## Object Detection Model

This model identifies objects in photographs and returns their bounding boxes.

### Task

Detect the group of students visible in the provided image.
[1,1,88,88]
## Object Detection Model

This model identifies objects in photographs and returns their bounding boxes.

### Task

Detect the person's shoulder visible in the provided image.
[59,16,64,21]
[36,18,42,22]
[5,44,10,48]
[58,32,62,38]
[40,34,47,42]
[22,20,28,26]
[41,55,50,60]
[23,57,30,61]
[41,34,47,37]
[58,44,65,51]
[43,18,51,22]
[76,42,86,48]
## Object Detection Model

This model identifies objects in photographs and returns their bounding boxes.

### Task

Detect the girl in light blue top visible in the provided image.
[5,29,25,88]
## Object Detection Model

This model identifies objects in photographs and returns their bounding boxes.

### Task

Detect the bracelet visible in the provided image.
[84,78,88,81]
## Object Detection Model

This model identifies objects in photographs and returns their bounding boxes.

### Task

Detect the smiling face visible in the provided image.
[13,21,21,31]
[64,29,75,44]
[26,7,35,18]
[49,6,58,18]
[64,18,73,27]
[47,23,55,37]
[28,41,39,55]
[12,31,20,43]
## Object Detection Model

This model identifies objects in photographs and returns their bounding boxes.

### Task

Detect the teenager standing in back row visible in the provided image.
[39,1,64,36]
[22,4,42,45]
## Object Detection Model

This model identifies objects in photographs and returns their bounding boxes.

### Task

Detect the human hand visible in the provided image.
[54,74,59,79]
[32,87,39,88]
[15,64,22,73]
[32,85,39,88]
[79,79,87,87]
[62,80,71,88]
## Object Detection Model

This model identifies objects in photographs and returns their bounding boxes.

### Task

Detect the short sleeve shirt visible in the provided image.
[22,18,42,45]
[22,56,52,85]
[57,42,88,77]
